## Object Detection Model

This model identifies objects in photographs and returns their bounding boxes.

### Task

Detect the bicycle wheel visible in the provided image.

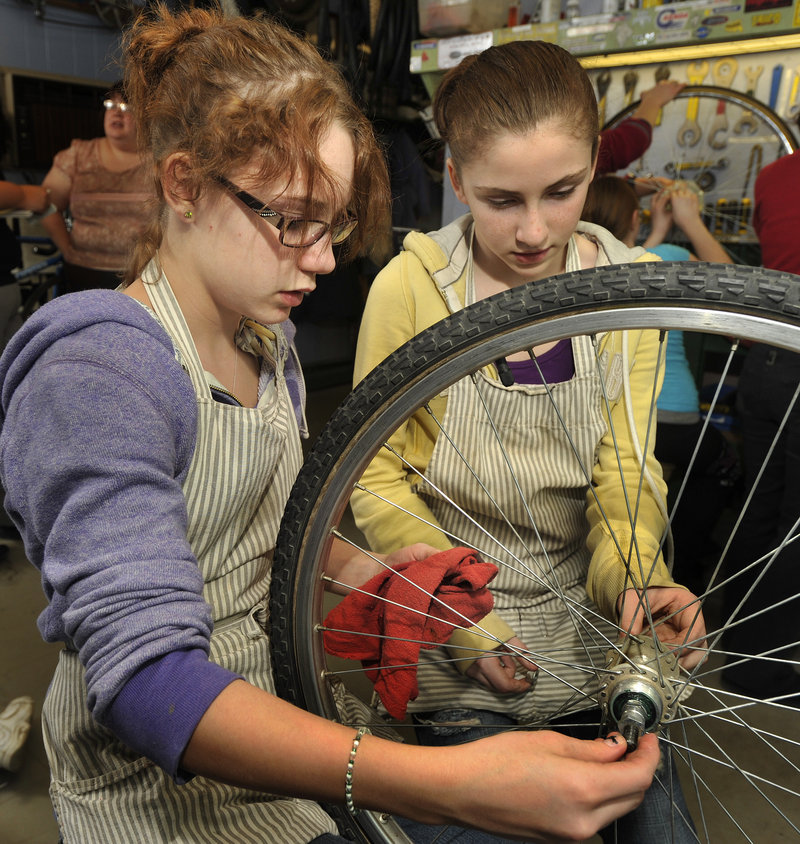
[271,261,800,843]
[604,86,797,264]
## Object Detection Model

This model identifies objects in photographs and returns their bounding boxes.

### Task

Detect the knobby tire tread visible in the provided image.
[270,261,800,709]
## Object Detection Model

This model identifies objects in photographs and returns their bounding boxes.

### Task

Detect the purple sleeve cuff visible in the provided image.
[101,649,242,783]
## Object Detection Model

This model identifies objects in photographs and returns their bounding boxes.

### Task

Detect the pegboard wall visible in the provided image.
[593,48,800,141]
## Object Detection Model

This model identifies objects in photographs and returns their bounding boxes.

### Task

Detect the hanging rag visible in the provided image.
[323,548,497,719]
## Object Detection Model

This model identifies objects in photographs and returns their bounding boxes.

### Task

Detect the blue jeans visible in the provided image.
[413,708,697,844]
[311,816,519,843]
[395,817,520,843]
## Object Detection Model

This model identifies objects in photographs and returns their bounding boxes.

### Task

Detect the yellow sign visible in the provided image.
[752,13,781,27]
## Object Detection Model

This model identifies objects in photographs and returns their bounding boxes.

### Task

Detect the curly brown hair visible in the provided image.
[122,4,390,283]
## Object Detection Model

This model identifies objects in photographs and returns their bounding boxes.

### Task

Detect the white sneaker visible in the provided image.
[0,696,34,772]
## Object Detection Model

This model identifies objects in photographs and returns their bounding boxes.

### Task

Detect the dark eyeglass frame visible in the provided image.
[103,99,130,112]
[215,176,357,248]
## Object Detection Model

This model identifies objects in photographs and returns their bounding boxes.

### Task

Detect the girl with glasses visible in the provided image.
[0,8,660,844]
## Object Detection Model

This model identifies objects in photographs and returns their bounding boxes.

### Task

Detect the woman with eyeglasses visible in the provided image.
[0,7,660,844]
[39,80,151,293]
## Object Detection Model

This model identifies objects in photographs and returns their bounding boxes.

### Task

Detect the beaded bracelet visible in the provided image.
[344,726,371,816]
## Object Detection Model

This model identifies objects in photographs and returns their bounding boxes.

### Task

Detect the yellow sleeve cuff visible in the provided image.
[446,612,517,675]
[587,531,677,620]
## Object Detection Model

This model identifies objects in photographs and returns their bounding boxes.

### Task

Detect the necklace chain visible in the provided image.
[232,339,239,394]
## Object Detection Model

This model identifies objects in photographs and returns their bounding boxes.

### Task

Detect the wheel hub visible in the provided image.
[598,636,682,751]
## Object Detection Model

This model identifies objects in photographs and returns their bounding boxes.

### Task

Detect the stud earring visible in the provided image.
[184,210,193,219]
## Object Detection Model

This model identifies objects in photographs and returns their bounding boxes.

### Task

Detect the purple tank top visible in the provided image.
[505,338,575,385]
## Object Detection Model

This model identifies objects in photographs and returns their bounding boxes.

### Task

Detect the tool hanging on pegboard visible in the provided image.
[678,61,709,147]
[708,59,737,151]
[734,65,764,135]
[596,71,611,128]
[769,65,783,111]
[623,70,638,107]
[787,67,800,120]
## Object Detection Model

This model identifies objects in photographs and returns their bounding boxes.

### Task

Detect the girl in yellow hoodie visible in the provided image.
[352,39,705,844]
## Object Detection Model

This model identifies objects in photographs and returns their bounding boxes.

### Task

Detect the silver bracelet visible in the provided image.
[344,726,370,816]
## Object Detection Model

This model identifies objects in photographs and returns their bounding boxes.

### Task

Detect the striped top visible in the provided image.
[0,266,338,841]
[352,219,675,721]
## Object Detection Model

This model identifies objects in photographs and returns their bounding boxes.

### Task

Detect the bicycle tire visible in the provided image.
[603,84,797,149]
[271,261,800,843]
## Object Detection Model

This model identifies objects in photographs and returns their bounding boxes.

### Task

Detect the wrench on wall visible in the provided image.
[788,68,800,119]
[708,58,737,150]
[734,65,763,134]
[654,65,670,126]
[623,70,638,107]
[769,65,783,111]
[678,61,709,147]
[596,70,611,128]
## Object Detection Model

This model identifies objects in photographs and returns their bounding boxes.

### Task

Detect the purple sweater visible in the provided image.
[0,290,242,779]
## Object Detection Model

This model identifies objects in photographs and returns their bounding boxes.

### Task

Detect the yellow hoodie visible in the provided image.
[352,216,678,668]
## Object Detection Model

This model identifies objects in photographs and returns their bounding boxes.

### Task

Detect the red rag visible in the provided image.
[323,547,497,719]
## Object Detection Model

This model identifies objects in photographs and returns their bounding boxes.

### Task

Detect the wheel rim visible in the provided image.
[272,262,800,843]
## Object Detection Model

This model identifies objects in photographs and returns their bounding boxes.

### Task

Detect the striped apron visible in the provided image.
[411,241,619,722]
[43,265,337,843]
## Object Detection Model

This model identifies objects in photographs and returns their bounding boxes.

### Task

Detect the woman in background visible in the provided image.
[40,80,151,293]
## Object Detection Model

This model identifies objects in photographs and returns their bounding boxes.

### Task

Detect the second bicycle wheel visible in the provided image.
[271,261,800,843]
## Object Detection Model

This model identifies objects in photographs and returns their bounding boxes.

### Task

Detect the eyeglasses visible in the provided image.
[216,176,357,248]
[103,99,130,112]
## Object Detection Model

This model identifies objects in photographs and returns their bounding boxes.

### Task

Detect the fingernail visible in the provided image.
[604,734,620,746]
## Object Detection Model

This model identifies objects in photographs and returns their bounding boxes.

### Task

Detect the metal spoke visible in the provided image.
[272,262,800,842]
